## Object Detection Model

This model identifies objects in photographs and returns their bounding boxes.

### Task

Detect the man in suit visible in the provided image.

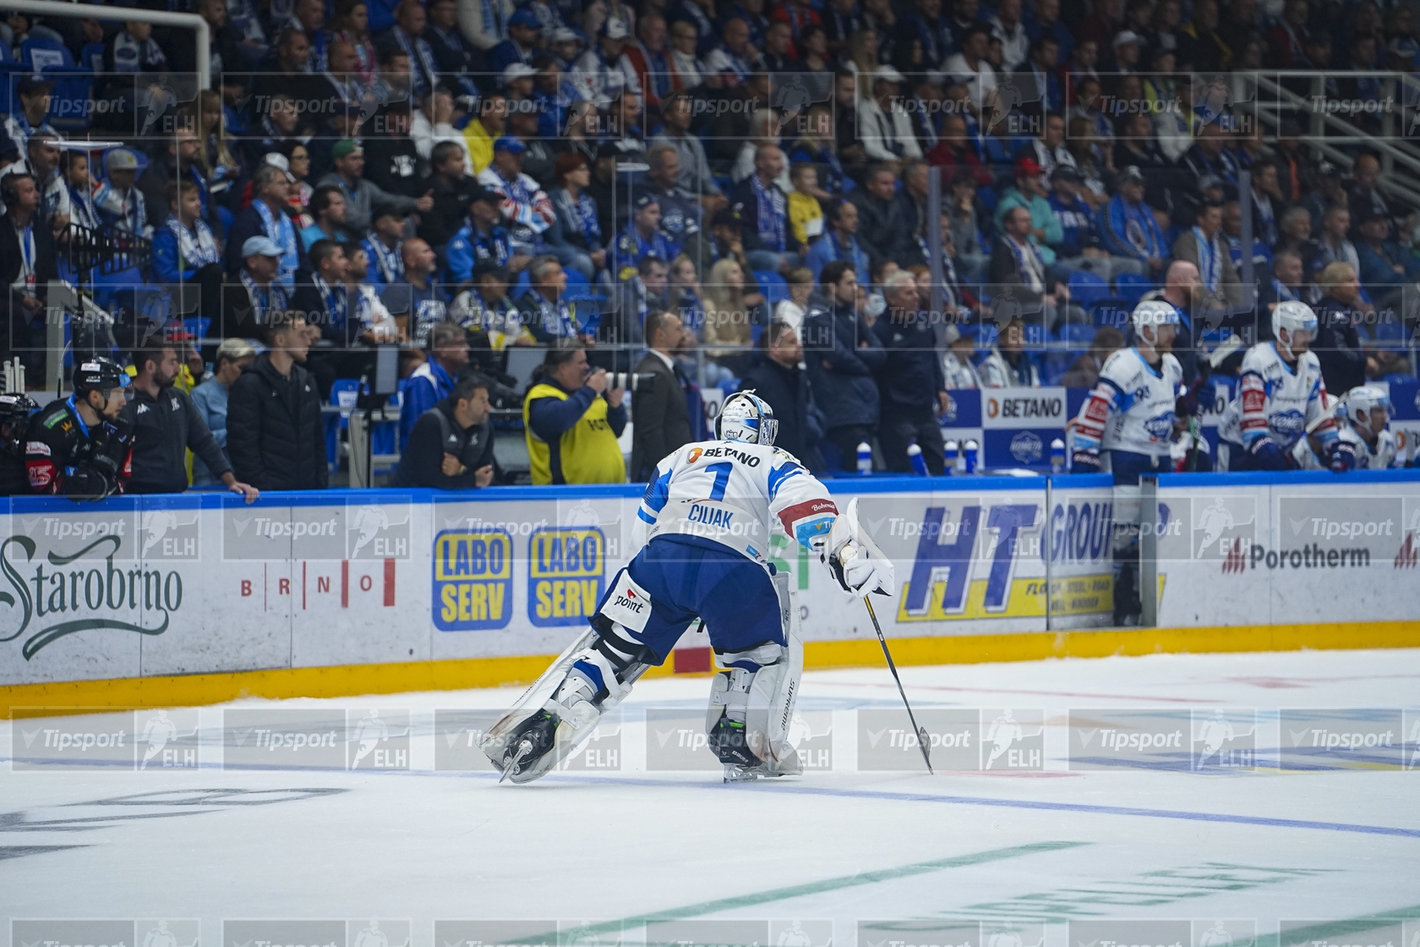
[630,309,695,481]
[0,171,58,380]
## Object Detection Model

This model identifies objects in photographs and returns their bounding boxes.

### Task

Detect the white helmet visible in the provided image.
[1272,300,1318,359]
[1130,299,1180,348]
[1344,385,1392,437]
[717,390,778,446]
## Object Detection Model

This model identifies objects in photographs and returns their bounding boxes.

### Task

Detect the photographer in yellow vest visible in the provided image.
[523,341,628,484]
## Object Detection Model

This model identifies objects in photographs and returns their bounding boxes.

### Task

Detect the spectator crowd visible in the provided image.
[0,0,1418,488]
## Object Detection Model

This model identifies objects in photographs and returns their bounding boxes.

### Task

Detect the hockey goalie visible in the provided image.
[481,391,894,784]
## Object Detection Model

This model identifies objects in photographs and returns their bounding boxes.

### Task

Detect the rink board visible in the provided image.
[2,470,1419,714]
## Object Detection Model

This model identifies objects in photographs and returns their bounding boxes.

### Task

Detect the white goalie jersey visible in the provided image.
[638,440,840,568]
[1072,348,1183,458]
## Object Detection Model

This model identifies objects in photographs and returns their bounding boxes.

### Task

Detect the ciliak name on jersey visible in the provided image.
[1221,341,1335,451]
[638,440,839,567]
[1072,348,1183,458]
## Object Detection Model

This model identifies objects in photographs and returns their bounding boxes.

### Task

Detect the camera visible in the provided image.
[605,371,657,393]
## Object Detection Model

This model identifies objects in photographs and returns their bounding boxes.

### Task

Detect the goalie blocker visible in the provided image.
[481,392,893,784]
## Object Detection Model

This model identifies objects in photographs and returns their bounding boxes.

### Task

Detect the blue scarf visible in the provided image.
[240,270,290,325]
[750,175,786,252]
[363,236,405,284]
[255,200,298,288]
[1193,226,1219,291]
[313,274,348,330]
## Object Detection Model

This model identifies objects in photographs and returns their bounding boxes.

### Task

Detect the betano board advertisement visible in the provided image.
[2,471,1418,690]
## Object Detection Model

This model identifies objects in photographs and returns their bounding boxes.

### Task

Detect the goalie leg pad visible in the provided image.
[705,630,803,777]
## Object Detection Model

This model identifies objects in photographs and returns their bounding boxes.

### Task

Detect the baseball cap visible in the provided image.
[1015,156,1044,177]
[372,200,408,221]
[1118,165,1144,183]
[1050,165,1082,184]
[509,8,541,28]
[242,235,283,258]
[1112,29,1143,48]
[104,147,143,174]
[943,323,961,345]
[332,138,363,159]
[1198,174,1224,192]
[17,75,52,97]
[468,184,500,205]
[472,260,509,281]
[263,152,298,182]
[601,15,629,39]
[633,193,660,211]
[550,26,580,43]
[502,63,537,84]
[872,65,906,84]
[493,135,527,154]
[1317,160,1341,177]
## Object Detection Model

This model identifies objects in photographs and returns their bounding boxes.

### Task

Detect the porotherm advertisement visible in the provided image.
[1,472,1418,688]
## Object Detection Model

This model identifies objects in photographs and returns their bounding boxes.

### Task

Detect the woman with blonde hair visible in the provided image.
[702,257,766,380]
[185,90,242,200]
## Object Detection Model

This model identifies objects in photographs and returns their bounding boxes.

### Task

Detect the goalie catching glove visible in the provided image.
[819,497,895,596]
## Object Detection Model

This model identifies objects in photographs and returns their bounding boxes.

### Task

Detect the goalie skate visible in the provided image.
[480,627,650,784]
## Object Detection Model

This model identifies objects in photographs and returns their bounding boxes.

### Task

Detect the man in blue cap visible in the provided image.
[491,7,542,75]
[611,194,678,281]
[476,135,555,256]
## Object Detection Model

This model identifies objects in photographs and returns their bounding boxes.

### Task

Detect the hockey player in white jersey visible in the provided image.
[1070,299,1183,625]
[1218,300,1340,471]
[1292,386,1403,470]
[482,391,895,784]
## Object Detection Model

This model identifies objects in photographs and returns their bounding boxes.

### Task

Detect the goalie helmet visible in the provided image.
[1130,299,1181,348]
[1272,300,1318,359]
[0,392,38,456]
[717,390,778,446]
[1344,385,1392,437]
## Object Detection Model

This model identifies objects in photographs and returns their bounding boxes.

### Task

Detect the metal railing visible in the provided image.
[1254,70,1420,195]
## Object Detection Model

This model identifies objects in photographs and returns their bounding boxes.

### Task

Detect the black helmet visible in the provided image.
[73,357,130,399]
[0,392,38,455]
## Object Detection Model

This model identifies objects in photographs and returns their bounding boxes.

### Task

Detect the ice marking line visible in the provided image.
[825,681,1221,703]
[519,841,1086,942]
[714,780,1420,838]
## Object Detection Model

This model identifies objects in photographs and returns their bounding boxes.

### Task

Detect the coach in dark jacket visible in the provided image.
[126,342,259,499]
[802,261,885,471]
[226,311,329,491]
[740,322,826,472]
[873,273,948,474]
[395,375,497,489]
[1313,264,1370,397]
[630,310,694,481]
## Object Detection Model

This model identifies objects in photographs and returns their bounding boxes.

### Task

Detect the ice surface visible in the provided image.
[3,648,1419,942]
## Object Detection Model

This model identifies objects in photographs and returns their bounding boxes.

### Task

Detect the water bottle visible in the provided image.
[1050,438,1066,474]
[856,441,873,476]
[943,439,958,475]
[964,438,979,474]
[908,442,928,476]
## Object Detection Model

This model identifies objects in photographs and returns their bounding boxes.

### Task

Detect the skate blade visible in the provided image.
[499,739,534,784]
[722,764,761,783]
